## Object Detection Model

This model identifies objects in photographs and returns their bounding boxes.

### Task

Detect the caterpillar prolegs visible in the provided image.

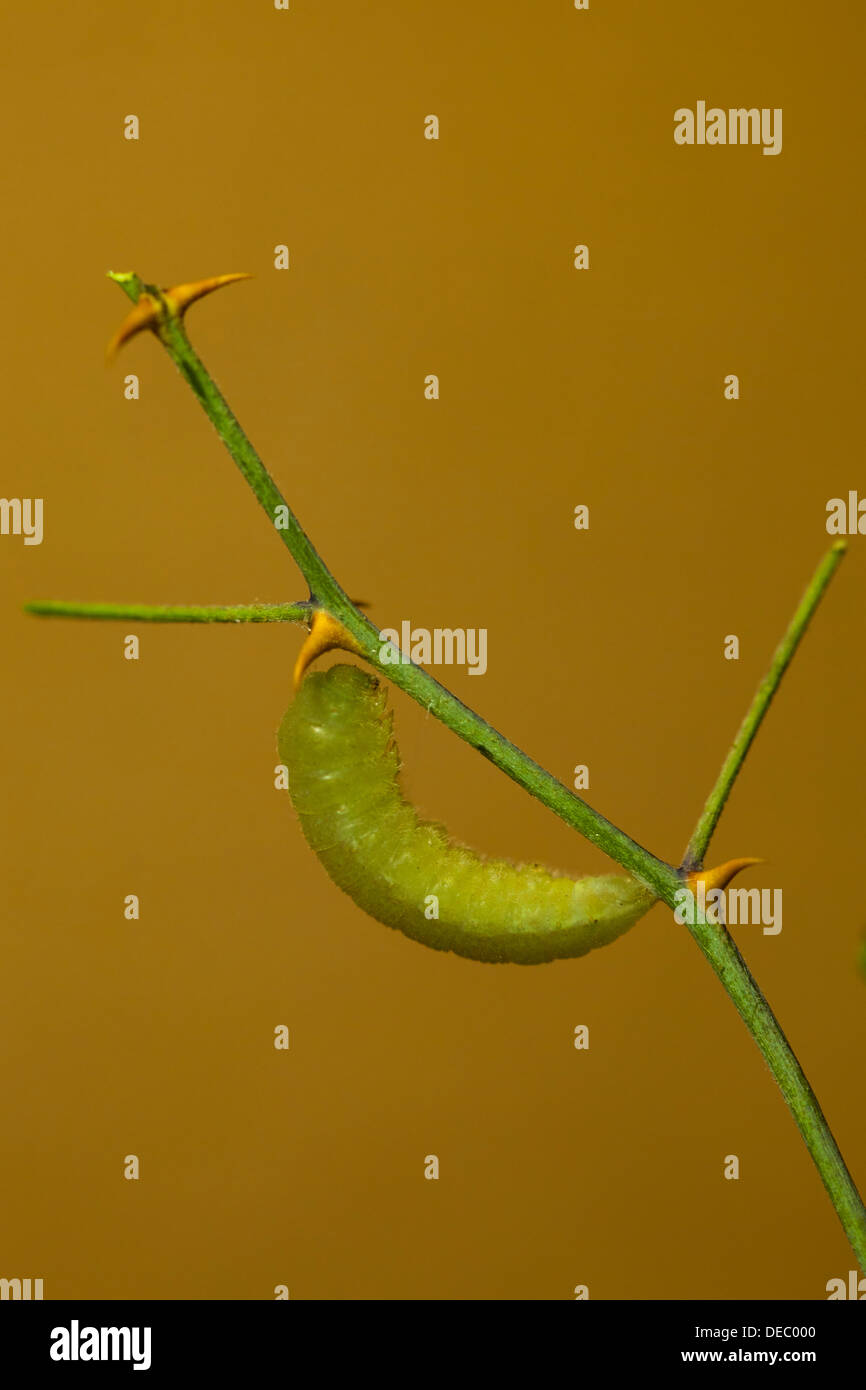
[278,663,657,964]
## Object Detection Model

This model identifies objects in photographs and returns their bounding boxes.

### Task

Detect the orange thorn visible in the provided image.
[164,272,252,316]
[293,610,366,691]
[106,272,251,360]
[686,857,764,895]
[105,295,160,360]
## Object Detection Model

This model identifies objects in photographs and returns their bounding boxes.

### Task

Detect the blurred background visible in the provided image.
[1,0,863,1299]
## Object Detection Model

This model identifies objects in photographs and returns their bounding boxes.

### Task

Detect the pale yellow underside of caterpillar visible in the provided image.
[278,663,658,964]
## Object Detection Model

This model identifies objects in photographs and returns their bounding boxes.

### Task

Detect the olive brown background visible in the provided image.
[2,1,864,1299]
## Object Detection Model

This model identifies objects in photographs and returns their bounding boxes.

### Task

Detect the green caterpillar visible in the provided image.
[278,663,657,964]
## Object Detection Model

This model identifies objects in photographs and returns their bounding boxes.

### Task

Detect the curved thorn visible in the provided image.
[165,272,252,316]
[105,296,159,360]
[107,273,251,361]
[685,857,764,895]
[293,610,367,691]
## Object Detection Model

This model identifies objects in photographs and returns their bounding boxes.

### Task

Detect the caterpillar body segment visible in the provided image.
[279,664,657,965]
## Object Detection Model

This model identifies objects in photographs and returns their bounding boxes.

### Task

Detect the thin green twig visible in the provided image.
[673,540,865,1266]
[683,906,866,1270]
[682,540,848,871]
[25,599,311,624]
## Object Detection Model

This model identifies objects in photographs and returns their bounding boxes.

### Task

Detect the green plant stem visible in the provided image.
[68,271,864,1270]
[682,539,848,871]
[676,540,866,1267]
[684,909,866,1270]
[25,599,311,624]
[107,272,673,895]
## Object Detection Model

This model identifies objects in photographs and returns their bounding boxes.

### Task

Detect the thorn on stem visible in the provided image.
[685,857,764,895]
[293,610,366,691]
[106,272,252,360]
[165,272,252,316]
[105,296,160,360]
